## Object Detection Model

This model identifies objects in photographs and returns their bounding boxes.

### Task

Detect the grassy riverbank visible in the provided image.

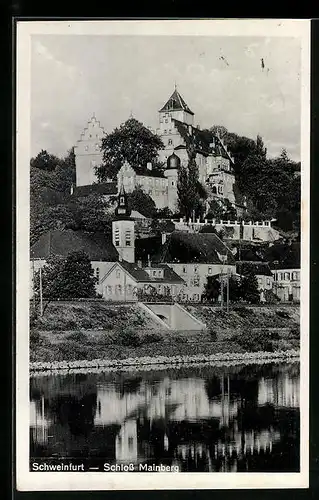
[30,301,300,363]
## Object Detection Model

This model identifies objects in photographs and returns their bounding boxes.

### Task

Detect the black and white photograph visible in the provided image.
[16,19,310,490]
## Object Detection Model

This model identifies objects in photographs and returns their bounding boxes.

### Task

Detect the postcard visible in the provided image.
[16,18,310,490]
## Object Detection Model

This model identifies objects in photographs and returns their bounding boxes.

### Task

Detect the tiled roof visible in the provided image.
[159,89,194,115]
[73,182,117,197]
[172,119,230,161]
[135,167,166,178]
[30,229,119,262]
[153,230,235,264]
[111,261,185,284]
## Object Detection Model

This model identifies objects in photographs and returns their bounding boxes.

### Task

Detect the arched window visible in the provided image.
[212,186,217,194]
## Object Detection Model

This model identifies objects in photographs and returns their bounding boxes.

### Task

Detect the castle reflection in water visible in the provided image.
[30,362,300,472]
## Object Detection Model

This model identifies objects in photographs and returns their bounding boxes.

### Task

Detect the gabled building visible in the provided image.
[265,242,300,302]
[30,229,119,296]
[100,260,185,302]
[153,230,236,302]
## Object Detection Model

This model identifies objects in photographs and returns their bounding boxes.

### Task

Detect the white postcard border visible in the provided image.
[16,18,310,491]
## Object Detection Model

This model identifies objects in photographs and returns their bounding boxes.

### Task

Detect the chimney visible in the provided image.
[147,162,152,171]
[137,260,142,269]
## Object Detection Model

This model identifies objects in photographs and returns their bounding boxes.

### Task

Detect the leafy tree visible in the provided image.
[127,186,156,218]
[154,207,174,219]
[240,272,260,304]
[203,277,220,303]
[223,275,242,303]
[53,148,76,194]
[31,204,77,244]
[96,118,164,181]
[209,125,228,139]
[30,149,62,172]
[34,251,97,301]
[72,194,113,233]
[205,199,225,220]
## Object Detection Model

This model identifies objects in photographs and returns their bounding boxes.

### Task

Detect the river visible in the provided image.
[30,361,300,472]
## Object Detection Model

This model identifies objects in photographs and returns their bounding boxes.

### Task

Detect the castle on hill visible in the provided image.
[74,88,245,216]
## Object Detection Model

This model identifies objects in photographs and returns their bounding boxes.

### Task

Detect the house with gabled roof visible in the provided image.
[152,230,236,302]
[30,228,120,296]
[100,260,186,302]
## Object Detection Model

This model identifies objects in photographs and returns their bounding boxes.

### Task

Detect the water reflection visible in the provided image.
[30,362,300,472]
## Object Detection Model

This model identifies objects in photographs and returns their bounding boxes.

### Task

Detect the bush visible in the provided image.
[30,309,38,328]
[143,332,162,344]
[233,305,251,317]
[290,327,300,338]
[118,328,141,347]
[30,329,40,345]
[67,331,88,343]
[276,310,290,319]
[231,329,274,352]
[208,328,217,341]
[57,341,89,360]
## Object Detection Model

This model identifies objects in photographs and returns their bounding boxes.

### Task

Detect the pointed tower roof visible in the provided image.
[159,89,194,115]
[115,184,131,219]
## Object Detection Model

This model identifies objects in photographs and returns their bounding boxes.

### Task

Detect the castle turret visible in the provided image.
[164,152,180,212]
[112,185,135,263]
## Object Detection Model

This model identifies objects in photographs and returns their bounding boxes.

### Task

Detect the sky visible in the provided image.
[31,34,301,161]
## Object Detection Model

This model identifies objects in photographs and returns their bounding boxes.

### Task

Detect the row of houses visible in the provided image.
[30,187,300,304]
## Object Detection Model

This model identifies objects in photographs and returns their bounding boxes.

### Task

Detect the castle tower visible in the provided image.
[74,113,105,187]
[112,185,135,263]
[164,153,180,212]
[159,87,194,128]
[157,88,195,165]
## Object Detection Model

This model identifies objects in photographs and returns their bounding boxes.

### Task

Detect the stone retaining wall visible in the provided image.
[30,349,299,375]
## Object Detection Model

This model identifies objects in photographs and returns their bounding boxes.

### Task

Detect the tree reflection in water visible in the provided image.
[30,362,300,472]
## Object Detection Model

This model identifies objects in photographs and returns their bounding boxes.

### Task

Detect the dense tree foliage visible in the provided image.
[127,186,157,218]
[204,126,300,232]
[30,148,113,244]
[30,149,62,172]
[203,277,220,302]
[34,251,97,301]
[203,266,260,304]
[205,198,237,221]
[96,118,164,181]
